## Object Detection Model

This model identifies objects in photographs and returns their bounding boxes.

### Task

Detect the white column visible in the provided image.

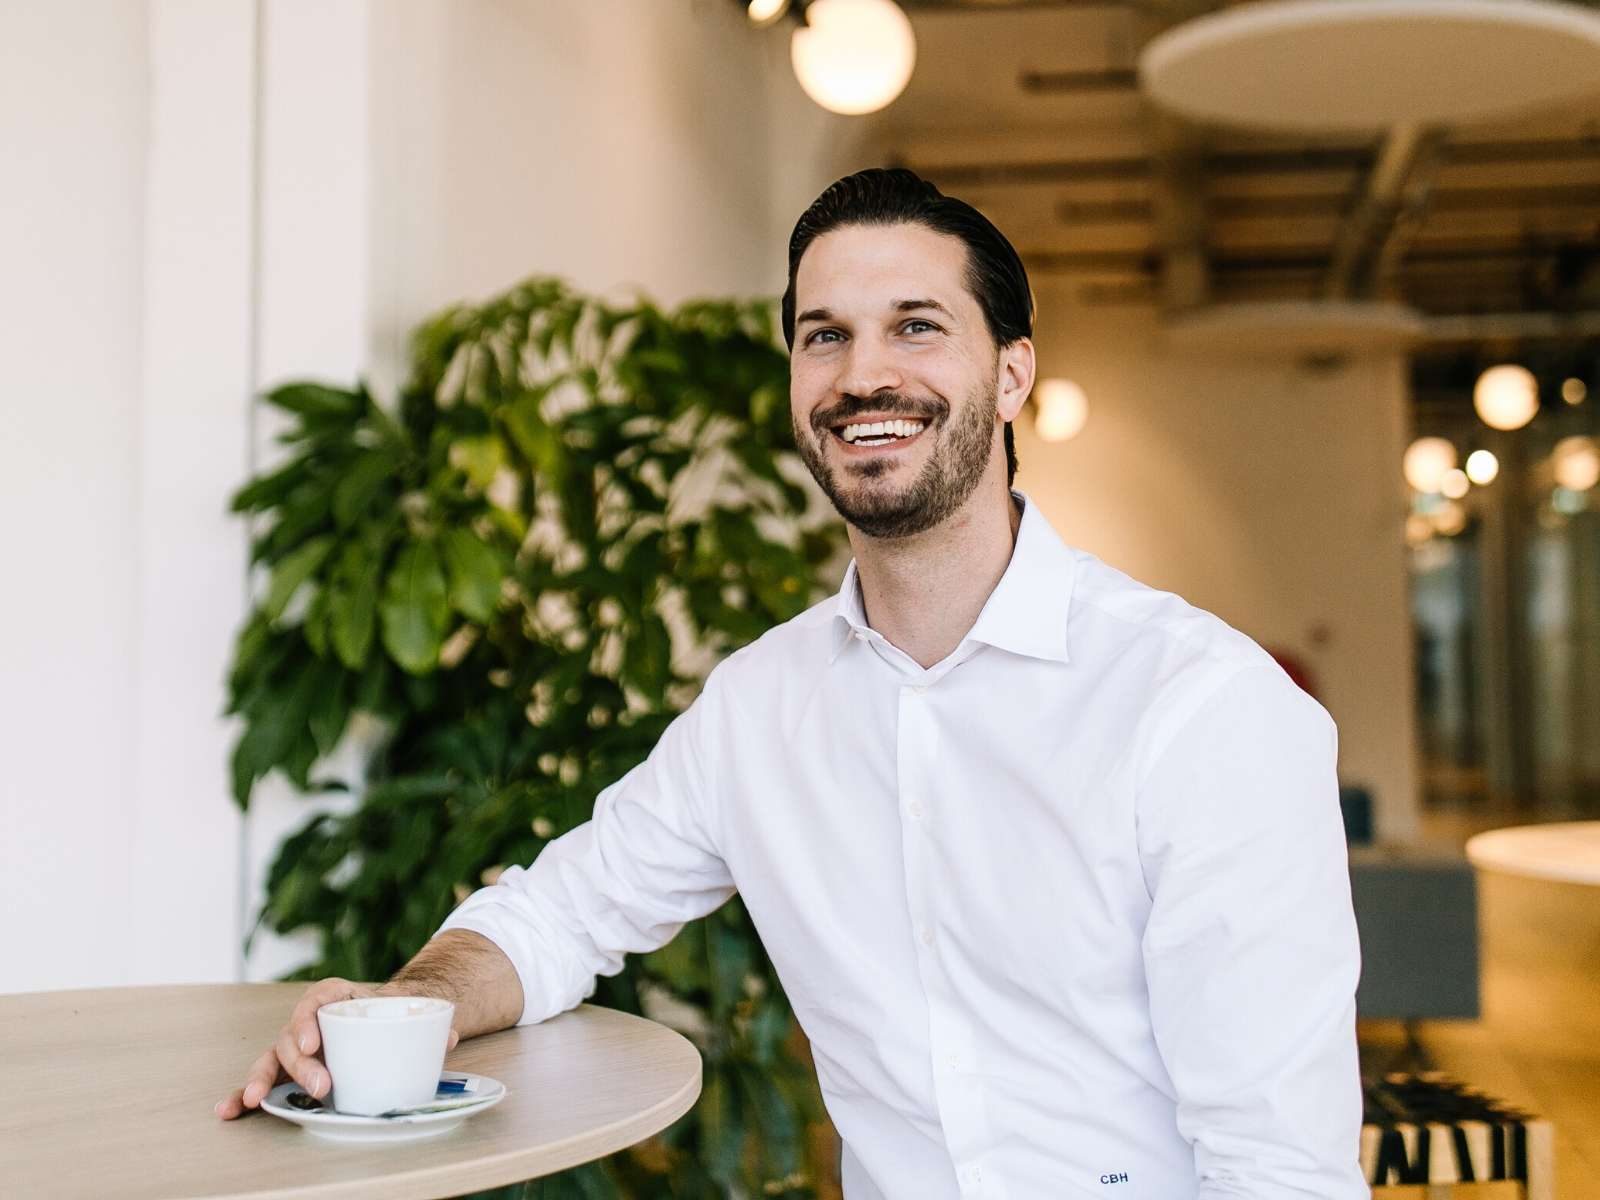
[243,0,374,981]
[0,0,151,993]
[130,0,258,985]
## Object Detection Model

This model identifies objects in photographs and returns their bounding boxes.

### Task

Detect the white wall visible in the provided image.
[1017,294,1419,840]
[130,0,258,986]
[1,1,149,991]
[0,0,256,993]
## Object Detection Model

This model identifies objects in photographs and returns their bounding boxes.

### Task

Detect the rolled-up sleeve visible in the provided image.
[1136,662,1366,1199]
[438,678,735,1026]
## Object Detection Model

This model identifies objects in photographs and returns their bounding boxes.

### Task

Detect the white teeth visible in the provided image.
[840,419,927,444]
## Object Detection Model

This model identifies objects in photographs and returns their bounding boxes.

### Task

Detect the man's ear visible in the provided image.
[996,336,1036,423]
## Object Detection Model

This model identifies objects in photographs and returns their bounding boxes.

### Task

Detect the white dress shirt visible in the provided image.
[441,491,1366,1199]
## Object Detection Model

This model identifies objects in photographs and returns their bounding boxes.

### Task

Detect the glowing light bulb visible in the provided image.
[791,0,916,115]
[1474,364,1539,431]
[1403,436,1456,494]
[1440,468,1469,499]
[747,0,789,26]
[1552,436,1600,492]
[1465,449,1499,486]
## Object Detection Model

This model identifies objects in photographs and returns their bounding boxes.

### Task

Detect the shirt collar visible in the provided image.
[828,489,1076,665]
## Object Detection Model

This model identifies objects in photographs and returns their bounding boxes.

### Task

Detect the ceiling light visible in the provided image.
[1138,0,1600,134]
[747,0,789,27]
[1563,377,1588,406]
[1473,364,1539,431]
[791,0,916,115]
[1033,379,1089,443]
[1464,449,1499,486]
[1403,436,1456,494]
[1440,468,1470,499]
[1552,436,1600,492]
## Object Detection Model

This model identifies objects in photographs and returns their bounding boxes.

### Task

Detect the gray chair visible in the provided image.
[1347,844,1480,1070]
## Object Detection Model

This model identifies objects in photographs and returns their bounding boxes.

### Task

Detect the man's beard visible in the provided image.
[792,372,998,540]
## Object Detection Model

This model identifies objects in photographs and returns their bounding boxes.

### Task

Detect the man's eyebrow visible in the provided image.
[893,298,956,319]
[795,307,833,327]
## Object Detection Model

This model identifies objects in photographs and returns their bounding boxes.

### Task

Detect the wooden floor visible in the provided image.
[1360,1017,1600,1198]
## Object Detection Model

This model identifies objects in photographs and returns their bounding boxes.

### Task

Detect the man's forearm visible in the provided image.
[384,928,525,1039]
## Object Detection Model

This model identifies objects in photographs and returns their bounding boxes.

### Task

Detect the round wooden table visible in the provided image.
[1464,821,1600,1059]
[1465,820,1600,886]
[0,983,702,1199]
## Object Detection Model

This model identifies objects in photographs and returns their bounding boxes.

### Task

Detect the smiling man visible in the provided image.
[221,169,1365,1200]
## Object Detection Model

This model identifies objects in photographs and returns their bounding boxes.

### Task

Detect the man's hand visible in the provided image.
[214,978,461,1120]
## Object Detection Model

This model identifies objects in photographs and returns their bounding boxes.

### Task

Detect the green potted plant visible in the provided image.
[226,277,845,1197]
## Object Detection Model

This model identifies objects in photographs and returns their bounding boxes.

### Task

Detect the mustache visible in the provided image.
[811,392,947,433]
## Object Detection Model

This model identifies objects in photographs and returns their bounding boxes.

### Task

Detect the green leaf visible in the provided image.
[699,1067,744,1187]
[226,612,277,704]
[379,541,449,674]
[303,585,331,657]
[559,465,598,553]
[262,536,334,623]
[738,1063,802,1175]
[329,541,384,670]
[230,456,311,514]
[449,433,507,491]
[746,995,790,1066]
[262,382,363,420]
[503,387,564,481]
[228,652,328,808]
[706,914,752,1022]
[308,666,352,756]
[620,613,671,705]
[441,528,504,624]
[644,920,707,994]
[332,449,400,527]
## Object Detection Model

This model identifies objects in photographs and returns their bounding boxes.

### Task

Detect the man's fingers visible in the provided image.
[275,1026,329,1098]
[221,979,370,1126]
[447,1029,459,1051]
[288,977,356,1057]
[239,1047,283,1110]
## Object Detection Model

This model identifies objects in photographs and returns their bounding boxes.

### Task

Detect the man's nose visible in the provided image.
[837,336,904,400]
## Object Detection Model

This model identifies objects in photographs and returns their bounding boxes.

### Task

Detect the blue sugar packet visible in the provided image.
[436,1073,473,1097]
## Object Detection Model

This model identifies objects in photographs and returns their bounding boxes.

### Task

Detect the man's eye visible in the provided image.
[903,320,939,334]
[806,329,844,346]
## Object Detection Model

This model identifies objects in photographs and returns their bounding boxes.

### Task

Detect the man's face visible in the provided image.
[789,222,1004,539]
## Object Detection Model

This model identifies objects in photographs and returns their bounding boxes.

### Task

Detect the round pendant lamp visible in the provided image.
[1139,0,1600,133]
[791,0,916,115]
[1474,364,1539,431]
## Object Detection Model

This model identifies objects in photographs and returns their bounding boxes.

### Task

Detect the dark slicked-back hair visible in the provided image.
[781,167,1034,485]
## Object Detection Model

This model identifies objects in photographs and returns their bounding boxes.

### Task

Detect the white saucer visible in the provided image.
[261,1071,507,1143]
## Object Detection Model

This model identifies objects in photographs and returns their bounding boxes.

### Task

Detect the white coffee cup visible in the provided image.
[316,995,455,1116]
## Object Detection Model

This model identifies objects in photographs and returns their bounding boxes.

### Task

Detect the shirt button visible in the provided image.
[908,799,924,819]
[918,924,934,947]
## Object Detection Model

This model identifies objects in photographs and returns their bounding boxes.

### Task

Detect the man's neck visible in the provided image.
[851,480,1023,670]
